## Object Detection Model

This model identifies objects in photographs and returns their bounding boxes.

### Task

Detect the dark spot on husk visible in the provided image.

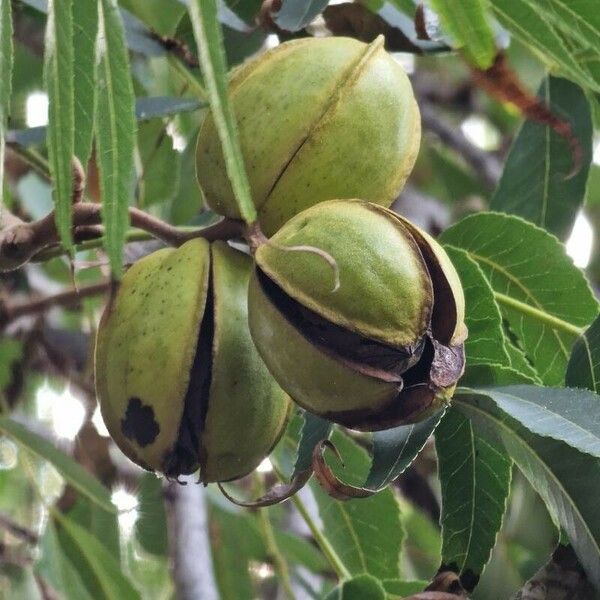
[121,398,160,447]
[162,270,214,479]
[257,269,423,382]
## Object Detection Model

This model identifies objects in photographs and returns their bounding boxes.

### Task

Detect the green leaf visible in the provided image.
[444,246,510,367]
[20,0,166,59]
[169,136,204,225]
[398,498,441,581]
[311,430,404,580]
[275,0,329,32]
[53,511,141,600]
[44,0,75,253]
[119,0,185,35]
[135,473,168,556]
[188,0,256,223]
[467,385,600,458]
[209,502,255,600]
[566,313,600,393]
[436,408,512,591]
[324,574,386,600]
[428,0,495,68]
[490,77,593,239]
[37,520,95,600]
[7,96,203,147]
[365,412,443,490]
[293,413,332,478]
[224,0,263,24]
[455,391,600,588]
[1,564,43,600]
[535,0,600,59]
[0,338,22,390]
[137,120,181,207]
[65,497,120,558]
[460,363,537,387]
[208,496,328,573]
[0,417,114,513]
[381,579,427,596]
[504,337,541,382]
[72,0,98,166]
[0,0,13,207]
[490,0,600,92]
[440,212,598,385]
[96,0,136,278]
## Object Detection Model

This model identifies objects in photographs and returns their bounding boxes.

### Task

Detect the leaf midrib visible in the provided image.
[465,250,570,359]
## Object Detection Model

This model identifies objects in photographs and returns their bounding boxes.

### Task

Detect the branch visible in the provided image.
[149,31,199,68]
[165,481,219,600]
[1,281,110,327]
[0,513,39,545]
[0,203,245,272]
[253,474,296,600]
[511,545,596,600]
[419,100,502,191]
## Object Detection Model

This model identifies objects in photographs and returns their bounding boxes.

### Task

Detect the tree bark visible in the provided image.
[166,480,218,600]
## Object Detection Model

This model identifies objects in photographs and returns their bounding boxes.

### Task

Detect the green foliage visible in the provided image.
[436,408,512,591]
[188,0,256,224]
[53,511,141,600]
[441,213,598,385]
[0,0,12,205]
[455,390,600,589]
[44,0,74,252]
[96,0,136,278]
[491,77,593,239]
[310,430,405,580]
[72,0,98,167]
[4,1,600,599]
[567,314,600,393]
[275,0,330,32]
[0,418,114,512]
[428,0,496,68]
[324,574,386,600]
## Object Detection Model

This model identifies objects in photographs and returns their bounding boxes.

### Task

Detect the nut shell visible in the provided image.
[196,36,420,235]
[95,239,290,481]
[255,200,433,348]
[248,200,466,430]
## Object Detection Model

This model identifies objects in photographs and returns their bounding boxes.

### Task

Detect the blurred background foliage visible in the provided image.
[1,0,599,599]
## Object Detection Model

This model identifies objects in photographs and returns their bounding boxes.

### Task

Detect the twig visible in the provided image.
[0,281,110,329]
[511,545,596,600]
[0,513,39,545]
[6,143,51,180]
[253,473,296,600]
[165,480,219,600]
[404,571,469,599]
[290,492,350,580]
[150,32,199,69]
[34,574,60,600]
[419,100,502,191]
[0,203,245,272]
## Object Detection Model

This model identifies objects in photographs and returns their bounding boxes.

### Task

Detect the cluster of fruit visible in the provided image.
[94,36,466,484]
